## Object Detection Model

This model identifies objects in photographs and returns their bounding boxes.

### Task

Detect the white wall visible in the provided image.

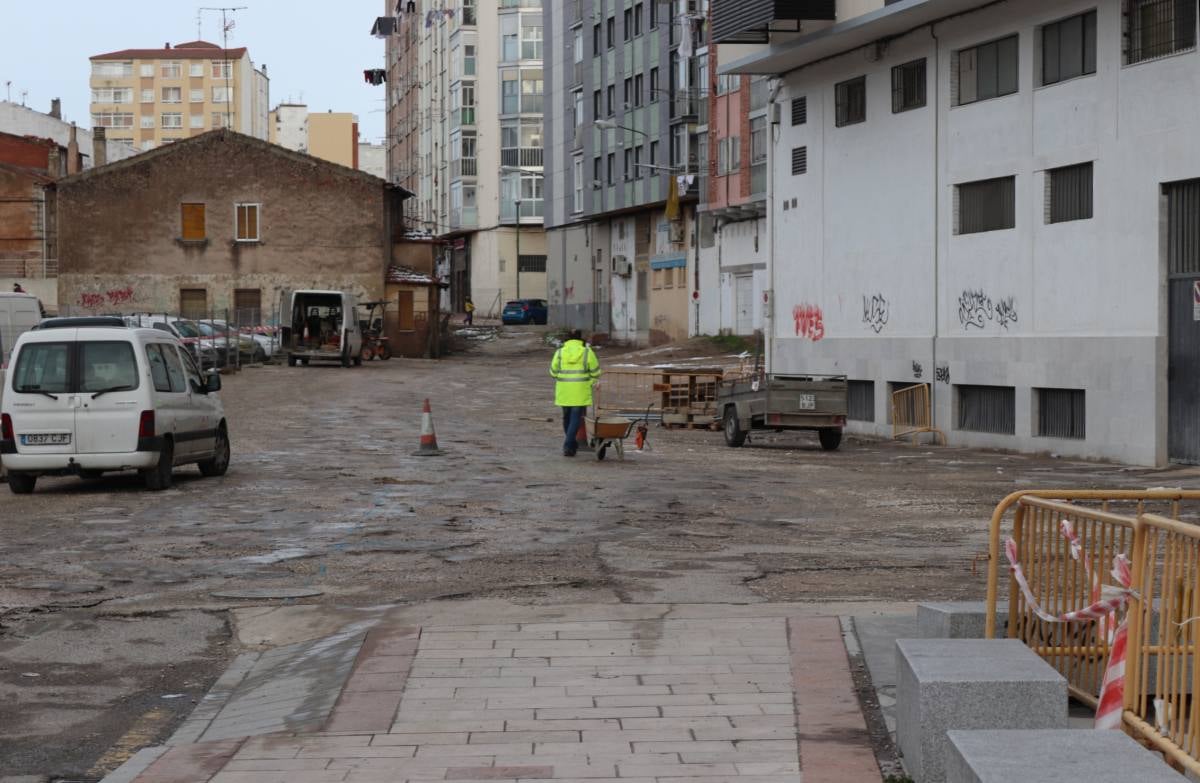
[768,0,1192,465]
[357,143,387,178]
[0,100,137,166]
[609,217,637,341]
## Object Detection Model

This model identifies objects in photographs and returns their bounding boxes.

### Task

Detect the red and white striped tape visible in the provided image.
[1004,519,1137,730]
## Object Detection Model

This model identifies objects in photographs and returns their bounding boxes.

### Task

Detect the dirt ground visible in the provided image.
[1,327,1196,779]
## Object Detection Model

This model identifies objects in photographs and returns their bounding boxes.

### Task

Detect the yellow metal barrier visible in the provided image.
[890,383,945,444]
[985,490,1200,774]
[594,367,727,426]
[1125,513,1200,776]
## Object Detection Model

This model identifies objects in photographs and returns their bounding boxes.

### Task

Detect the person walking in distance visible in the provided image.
[464,296,475,326]
[549,329,601,457]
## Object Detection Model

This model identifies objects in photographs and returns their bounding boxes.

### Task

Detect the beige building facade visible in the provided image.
[89,40,269,151]
[270,106,360,170]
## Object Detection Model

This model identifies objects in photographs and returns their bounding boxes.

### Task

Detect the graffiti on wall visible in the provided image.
[862,293,890,333]
[935,365,951,384]
[957,289,1018,330]
[912,361,923,379]
[564,282,575,301]
[77,286,136,310]
[792,304,825,341]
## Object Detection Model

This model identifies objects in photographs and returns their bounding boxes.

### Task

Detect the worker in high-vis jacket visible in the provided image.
[549,329,602,457]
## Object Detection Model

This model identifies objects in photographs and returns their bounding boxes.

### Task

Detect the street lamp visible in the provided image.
[594,118,650,144]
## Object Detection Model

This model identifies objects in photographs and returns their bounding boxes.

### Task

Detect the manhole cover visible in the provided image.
[211,587,325,599]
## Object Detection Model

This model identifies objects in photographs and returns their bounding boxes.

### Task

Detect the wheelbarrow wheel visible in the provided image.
[597,443,608,461]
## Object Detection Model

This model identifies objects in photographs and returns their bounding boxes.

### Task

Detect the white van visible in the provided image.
[0,317,230,494]
[0,293,42,369]
[280,290,363,367]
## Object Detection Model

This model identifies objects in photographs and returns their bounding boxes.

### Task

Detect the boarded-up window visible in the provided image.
[236,203,260,241]
[397,290,415,331]
[180,288,207,320]
[181,203,206,240]
[234,289,261,326]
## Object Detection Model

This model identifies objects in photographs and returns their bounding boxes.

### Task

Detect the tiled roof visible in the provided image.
[91,41,248,60]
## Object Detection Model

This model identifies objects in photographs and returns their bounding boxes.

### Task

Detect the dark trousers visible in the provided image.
[561,406,586,454]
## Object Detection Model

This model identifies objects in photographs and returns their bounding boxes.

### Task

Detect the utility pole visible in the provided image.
[199,6,246,130]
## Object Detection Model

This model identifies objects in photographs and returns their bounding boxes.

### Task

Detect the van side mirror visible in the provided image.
[206,370,222,393]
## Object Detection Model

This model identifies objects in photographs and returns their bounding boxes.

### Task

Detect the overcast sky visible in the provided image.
[0,0,388,141]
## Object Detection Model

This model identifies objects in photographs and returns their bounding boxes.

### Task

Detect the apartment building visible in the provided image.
[545,0,705,345]
[380,0,547,315]
[714,0,1200,466]
[88,40,269,151]
[270,105,361,169]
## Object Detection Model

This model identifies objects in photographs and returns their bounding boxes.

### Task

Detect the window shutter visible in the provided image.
[791,96,807,126]
[181,203,205,240]
[791,146,807,176]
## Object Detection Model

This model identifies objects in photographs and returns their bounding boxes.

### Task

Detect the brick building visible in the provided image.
[49,129,412,322]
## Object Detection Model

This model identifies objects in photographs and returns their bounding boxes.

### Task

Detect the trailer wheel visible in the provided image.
[723,408,747,448]
[287,355,297,367]
[818,428,843,451]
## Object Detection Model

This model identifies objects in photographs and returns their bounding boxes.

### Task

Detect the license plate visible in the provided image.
[798,394,816,411]
[20,433,71,446]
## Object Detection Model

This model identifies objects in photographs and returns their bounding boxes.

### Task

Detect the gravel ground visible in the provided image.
[0,327,1194,779]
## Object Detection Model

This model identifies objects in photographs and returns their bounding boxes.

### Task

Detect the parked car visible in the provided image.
[121,314,219,369]
[1,318,230,493]
[280,290,363,367]
[502,299,549,325]
[210,319,275,360]
[195,320,266,363]
[0,292,42,369]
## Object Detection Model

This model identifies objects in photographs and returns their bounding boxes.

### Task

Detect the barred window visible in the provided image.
[891,59,926,112]
[956,176,1016,234]
[1124,0,1197,64]
[1036,388,1086,439]
[835,76,866,127]
[1042,11,1097,85]
[518,255,547,273]
[848,380,875,422]
[1046,162,1093,223]
[957,385,1016,435]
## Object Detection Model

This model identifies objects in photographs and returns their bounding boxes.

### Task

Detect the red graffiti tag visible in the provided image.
[792,304,825,341]
[564,283,575,301]
[77,292,105,310]
[105,286,135,306]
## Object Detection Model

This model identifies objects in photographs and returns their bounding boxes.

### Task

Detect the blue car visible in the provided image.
[501,299,548,325]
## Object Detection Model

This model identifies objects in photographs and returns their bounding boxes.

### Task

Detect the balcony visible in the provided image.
[450,206,479,230]
[500,199,545,222]
[711,0,836,44]
[451,158,478,178]
[501,148,544,167]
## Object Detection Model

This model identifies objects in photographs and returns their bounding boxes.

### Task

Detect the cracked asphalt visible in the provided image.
[1,327,1194,779]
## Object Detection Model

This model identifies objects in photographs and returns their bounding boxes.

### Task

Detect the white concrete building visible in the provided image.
[718,0,1200,466]
[270,103,308,152]
[0,100,137,166]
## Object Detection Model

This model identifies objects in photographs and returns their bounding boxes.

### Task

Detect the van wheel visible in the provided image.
[142,440,174,491]
[342,347,352,367]
[818,428,843,451]
[353,355,363,366]
[287,355,297,367]
[7,473,36,494]
[199,426,230,477]
[723,408,747,448]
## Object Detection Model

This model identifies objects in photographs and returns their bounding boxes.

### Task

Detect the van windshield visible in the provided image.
[80,342,139,394]
[13,343,70,394]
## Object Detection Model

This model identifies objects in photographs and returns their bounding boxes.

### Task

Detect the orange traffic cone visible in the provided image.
[412,398,445,456]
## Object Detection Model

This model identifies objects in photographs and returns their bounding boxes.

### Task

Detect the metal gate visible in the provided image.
[735,275,753,335]
[1168,179,1200,463]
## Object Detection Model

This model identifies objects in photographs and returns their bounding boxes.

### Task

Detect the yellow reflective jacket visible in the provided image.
[549,339,601,407]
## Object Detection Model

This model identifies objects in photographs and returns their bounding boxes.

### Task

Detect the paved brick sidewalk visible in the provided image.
[105,614,880,783]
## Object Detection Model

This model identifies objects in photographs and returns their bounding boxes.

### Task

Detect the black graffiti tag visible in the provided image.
[935,365,950,384]
[862,293,890,334]
[958,289,1018,330]
[912,361,923,379]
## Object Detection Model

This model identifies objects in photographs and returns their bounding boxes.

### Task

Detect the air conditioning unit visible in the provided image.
[613,255,633,277]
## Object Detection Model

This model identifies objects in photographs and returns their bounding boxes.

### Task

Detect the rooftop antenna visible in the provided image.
[199,5,247,130]
[4,81,10,102]
[19,89,27,106]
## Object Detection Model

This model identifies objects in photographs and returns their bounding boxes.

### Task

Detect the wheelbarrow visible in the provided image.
[586,415,636,461]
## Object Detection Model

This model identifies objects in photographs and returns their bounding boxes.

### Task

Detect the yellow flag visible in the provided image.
[665,175,679,220]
